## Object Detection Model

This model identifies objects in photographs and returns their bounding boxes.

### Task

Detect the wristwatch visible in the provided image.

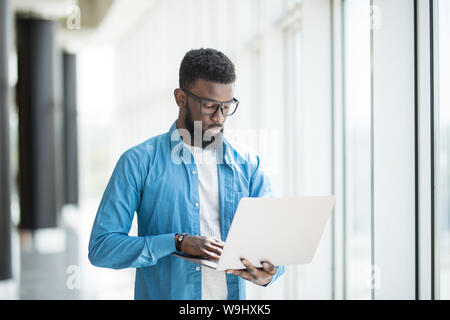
[175,233,188,252]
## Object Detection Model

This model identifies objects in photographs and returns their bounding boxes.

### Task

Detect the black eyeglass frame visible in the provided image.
[181,88,239,116]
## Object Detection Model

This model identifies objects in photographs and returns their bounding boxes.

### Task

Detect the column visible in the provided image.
[16,17,58,229]
[63,52,79,206]
[0,0,12,280]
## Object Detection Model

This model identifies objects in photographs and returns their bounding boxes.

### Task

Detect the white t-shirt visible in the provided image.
[184,142,228,300]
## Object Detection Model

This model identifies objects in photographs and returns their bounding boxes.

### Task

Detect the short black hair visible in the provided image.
[179,48,236,89]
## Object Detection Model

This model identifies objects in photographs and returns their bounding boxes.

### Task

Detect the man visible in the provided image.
[88,48,285,300]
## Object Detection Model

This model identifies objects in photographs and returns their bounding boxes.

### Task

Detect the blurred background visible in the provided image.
[0,0,449,300]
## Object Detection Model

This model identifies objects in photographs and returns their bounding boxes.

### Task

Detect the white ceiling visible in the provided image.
[12,0,77,19]
[11,0,156,50]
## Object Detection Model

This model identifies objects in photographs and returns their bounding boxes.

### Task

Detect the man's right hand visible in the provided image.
[177,235,224,261]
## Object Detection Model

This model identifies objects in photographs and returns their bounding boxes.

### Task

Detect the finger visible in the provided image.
[261,261,277,275]
[226,269,240,276]
[200,248,220,260]
[241,259,258,277]
[206,237,225,248]
[206,236,224,244]
[210,240,224,249]
[227,269,253,281]
[209,242,224,250]
[205,244,223,256]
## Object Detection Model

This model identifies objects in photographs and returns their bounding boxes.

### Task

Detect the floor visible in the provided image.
[1,200,136,300]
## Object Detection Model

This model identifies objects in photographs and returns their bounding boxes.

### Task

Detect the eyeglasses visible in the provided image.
[181,88,239,116]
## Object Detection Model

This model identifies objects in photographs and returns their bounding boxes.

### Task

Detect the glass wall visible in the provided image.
[342,0,372,300]
[342,0,416,299]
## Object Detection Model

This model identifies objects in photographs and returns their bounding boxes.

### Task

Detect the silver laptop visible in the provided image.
[173,196,335,271]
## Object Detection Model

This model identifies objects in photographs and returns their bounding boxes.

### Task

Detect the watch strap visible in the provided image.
[175,233,188,252]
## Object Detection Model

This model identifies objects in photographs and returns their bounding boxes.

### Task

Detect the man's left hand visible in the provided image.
[226,259,276,286]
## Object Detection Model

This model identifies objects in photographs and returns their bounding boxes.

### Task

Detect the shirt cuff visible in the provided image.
[263,266,281,287]
[145,233,177,261]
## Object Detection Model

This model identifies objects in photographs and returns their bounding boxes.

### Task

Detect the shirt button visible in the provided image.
[192,170,197,175]
[194,202,199,207]
[195,266,200,271]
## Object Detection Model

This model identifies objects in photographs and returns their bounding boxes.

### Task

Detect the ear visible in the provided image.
[174,88,186,108]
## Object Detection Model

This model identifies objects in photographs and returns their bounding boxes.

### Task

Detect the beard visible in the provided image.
[184,101,224,149]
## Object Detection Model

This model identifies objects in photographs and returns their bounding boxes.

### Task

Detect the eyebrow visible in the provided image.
[203,96,234,103]
[187,89,234,103]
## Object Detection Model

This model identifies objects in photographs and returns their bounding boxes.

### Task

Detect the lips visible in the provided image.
[204,126,223,137]
[206,125,223,131]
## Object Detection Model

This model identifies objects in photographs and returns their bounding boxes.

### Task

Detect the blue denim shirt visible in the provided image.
[88,120,285,299]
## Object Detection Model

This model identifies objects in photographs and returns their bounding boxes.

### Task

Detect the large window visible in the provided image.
[343,0,372,299]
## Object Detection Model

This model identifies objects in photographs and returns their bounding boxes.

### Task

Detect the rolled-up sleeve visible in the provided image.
[88,150,176,269]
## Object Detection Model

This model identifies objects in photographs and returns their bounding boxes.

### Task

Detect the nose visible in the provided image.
[211,106,225,123]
